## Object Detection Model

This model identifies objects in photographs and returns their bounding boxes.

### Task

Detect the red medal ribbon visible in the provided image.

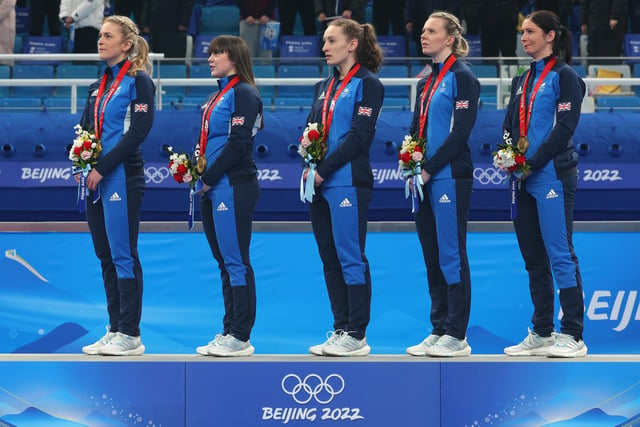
[198,75,240,158]
[94,60,131,140]
[518,57,557,138]
[418,55,456,139]
[321,63,361,143]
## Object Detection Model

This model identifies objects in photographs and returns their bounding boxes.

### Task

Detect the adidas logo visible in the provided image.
[109,192,121,202]
[216,202,229,212]
[546,189,558,199]
[439,194,451,204]
[339,198,352,208]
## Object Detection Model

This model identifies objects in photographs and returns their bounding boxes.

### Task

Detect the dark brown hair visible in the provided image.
[208,35,256,86]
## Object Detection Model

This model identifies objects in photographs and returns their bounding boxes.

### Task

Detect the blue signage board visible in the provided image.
[186,361,440,426]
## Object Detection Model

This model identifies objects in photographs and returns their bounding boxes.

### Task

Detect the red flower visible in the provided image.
[413,145,422,153]
[508,165,517,171]
[83,140,92,150]
[177,164,187,175]
[173,173,183,183]
[73,146,82,156]
[400,151,412,163]
[515,154,526,165]
[307,129,320,141]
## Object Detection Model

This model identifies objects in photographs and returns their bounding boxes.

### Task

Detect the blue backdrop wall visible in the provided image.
[0,110,639,221]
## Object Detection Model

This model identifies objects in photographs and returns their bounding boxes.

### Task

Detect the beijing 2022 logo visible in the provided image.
[261,373,364,423]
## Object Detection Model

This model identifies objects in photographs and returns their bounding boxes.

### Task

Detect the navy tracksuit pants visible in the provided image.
[86,173,145,337]
[310,186,372,341]
[415,178,472,340]
[201,178,259,342]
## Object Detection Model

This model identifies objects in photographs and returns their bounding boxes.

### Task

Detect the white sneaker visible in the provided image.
[428,335,471,357]
[196,334,226,355]
[309,330,342,356]
[406,334,441,356]
[504,329,554,356]
[322,331,370,357]
[546,333,587,358]
[82,330,117,355]
[98,332,145,356]
[200,334,255,357]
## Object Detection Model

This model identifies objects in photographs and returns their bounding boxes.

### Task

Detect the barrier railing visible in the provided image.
[2,54,640,112]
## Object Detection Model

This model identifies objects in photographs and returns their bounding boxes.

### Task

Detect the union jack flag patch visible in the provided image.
[357,106,372,117]
[558,102,571,111]
[231,116,245,126]
[455,100,469,110]
[134,103,148,112]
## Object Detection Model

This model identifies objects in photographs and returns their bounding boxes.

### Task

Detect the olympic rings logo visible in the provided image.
[281,373,345,405]
[473,167,507,185]
[145,166,171,184]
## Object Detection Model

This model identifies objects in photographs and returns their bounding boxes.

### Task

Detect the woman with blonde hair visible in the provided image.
[77,15,155,356]
[405,11,480,358]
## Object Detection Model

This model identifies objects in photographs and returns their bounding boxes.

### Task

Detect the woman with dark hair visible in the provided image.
[305,18,384,357]
[78,15,155,356]
[404,11,479,358]
[502,10,586,358]
[194,35,263,357]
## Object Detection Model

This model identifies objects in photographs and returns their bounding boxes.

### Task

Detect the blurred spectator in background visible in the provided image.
[404,0,451,57]
[461,0,481,34]
[30,0,62,35]
[0,0,16,65]
[59,0,105,53]
[373,0,407,35]
[142,0,195,58]
[580,0,628,62]
[315,0,368,30]
[479,0,525,64]
[113,0,144,27]
[278,0,317,35]
[630,0,640,32]
[237,0,277,60]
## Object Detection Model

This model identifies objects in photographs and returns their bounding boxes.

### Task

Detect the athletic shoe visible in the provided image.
[196,334,226,356]
[406,334,441,356]
[202,334,255,357]
[82,330,117,355]
[98,332,145,356]
[322,331,370,357]
[504,329,554,356]
[309,330,342,356]
[428,335,471,357]
[546,333,587,358]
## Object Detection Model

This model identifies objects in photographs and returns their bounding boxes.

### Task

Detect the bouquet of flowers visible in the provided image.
[167,146,199,190]
[398,133,426,213]
[298,122,326,203]
[492,142,530,176]
[68,124,101,171]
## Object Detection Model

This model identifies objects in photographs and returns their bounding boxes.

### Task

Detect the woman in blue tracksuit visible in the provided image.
[305,18,384,357]
[194,35,263,357]
[78,15,155,356]
[503,10,587,358]
[405,11,480,358]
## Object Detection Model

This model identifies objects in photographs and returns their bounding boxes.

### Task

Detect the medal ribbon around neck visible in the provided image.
[198,75,241,170]
[418,55,456,139]
[518,57,557,152]
[94,60,131,140]
[321,63,361,143]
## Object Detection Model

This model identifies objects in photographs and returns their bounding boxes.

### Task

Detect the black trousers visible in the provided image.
[73,27,100,54]
[29,0,61,35]
[278,0,317,35]
[372,0,405,35]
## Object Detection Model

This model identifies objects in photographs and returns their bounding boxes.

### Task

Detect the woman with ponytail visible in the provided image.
[76,15,155,356]
[502,10,586,358]
[405,11,479,358]
[304,19,384,357]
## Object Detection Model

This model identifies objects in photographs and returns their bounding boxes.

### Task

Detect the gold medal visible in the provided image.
[196,156,207,174]
[517,136,529,154]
